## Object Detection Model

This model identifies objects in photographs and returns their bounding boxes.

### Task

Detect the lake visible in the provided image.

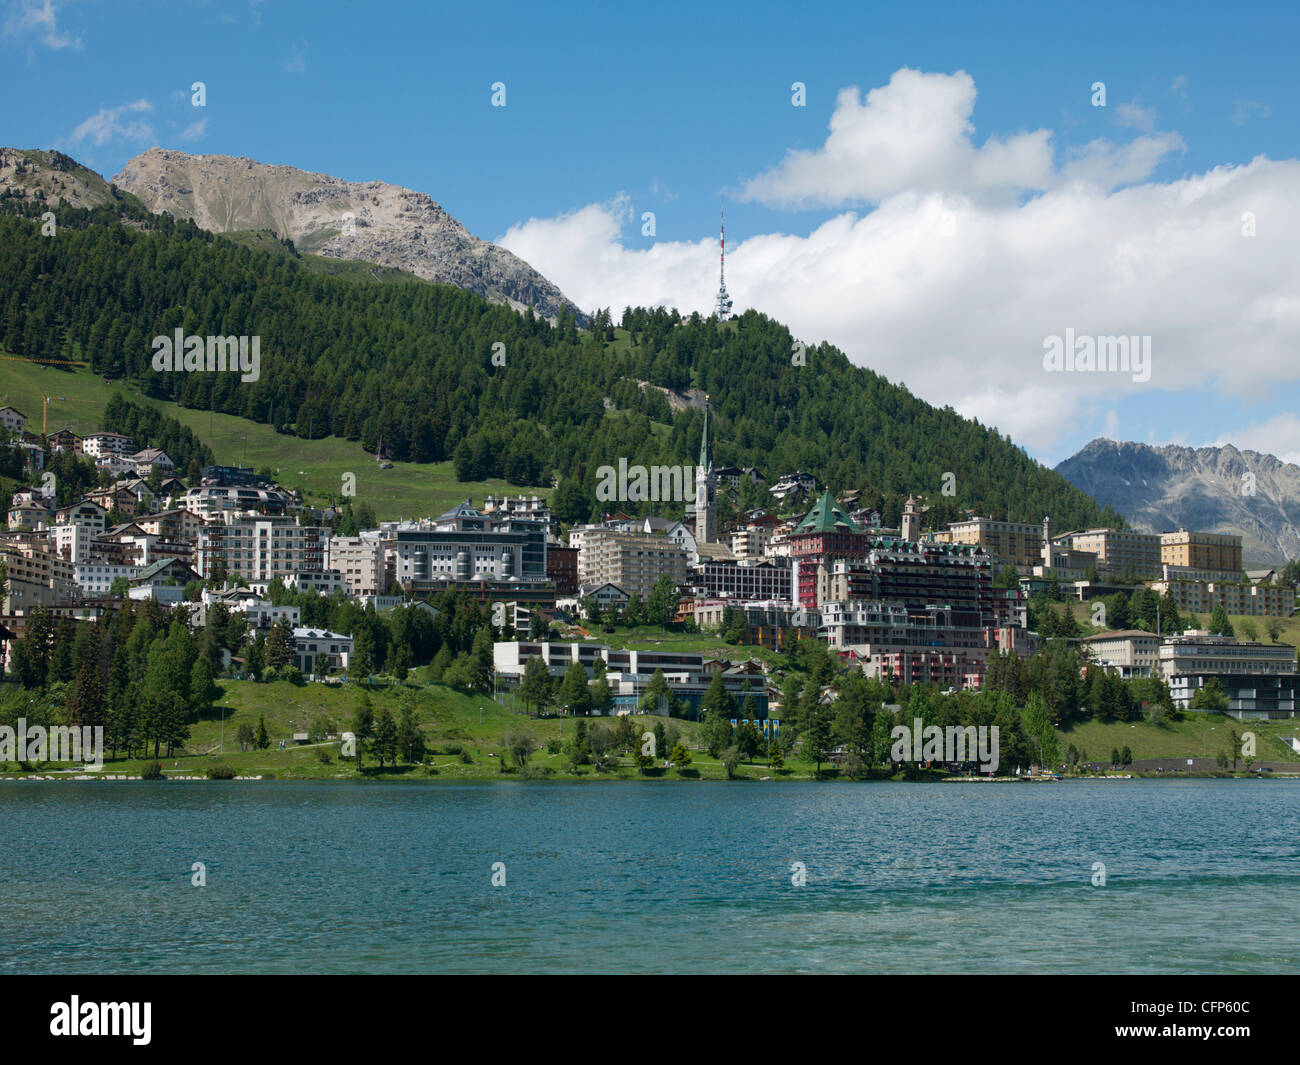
[1,779,1296,974]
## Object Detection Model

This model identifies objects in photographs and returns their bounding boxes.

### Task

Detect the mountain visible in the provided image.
[1055,438,1300,567]
[0,147,137,211]
[112,147,580,322]
[0,149,1116,535]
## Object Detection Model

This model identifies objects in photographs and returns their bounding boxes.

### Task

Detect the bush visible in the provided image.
[282,665,305,686]
[206,764,235,779]
[141,762,164,780]
[459,749,474,764]
[315,748,332,764]
[520,764,555,780]
[444,742,463,756]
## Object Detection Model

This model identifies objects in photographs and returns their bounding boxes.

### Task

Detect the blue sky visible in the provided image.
[4,0,1299,467]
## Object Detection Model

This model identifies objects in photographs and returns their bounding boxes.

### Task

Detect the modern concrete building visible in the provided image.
[1158,631,1297,718]
[493,640,771,717]
[1079,629,1161,678]
[577,529,689,601]
[196,515,327,581]
[328,535,385,596]
[382,502,548,590]
[689,558,792,602]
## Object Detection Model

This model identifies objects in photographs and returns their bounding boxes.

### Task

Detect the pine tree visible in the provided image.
[255,714,270,750]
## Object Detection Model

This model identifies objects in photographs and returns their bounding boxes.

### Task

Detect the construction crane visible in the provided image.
[0,352,94,435]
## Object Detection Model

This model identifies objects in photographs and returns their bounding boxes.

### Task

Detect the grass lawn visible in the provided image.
[0,360,550,521]
[1054,713,1300,763]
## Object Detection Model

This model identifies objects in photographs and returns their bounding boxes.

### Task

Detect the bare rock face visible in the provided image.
[0,147,125,209]
[113,148,580,321]
[1056,438,1300,567]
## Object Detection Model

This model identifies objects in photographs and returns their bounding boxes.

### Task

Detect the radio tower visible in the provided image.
[714,198,733,320]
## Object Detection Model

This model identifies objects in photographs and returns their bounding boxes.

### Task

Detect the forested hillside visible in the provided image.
[0,191,1120,531]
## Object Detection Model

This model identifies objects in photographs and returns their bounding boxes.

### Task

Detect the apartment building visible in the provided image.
[1147,578,1295,618]
[1067,528,1162,577]
[196,515,327,581]
[328,535,386,596]
[940,516,1044,568]
[180,484,293,521]
[1159,530,1243,575]
[383,502,548,590]
[577,528,689,601]
[81,432,135,459]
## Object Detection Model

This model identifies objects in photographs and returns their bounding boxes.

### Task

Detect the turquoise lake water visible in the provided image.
[1,779,1297,974]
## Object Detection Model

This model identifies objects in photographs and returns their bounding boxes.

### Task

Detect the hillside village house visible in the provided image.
[0,406,26,434]
[81,431,135,460]
[293,628,352,676]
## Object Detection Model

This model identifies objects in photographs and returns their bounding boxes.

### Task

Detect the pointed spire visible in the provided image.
[698,397,711,470]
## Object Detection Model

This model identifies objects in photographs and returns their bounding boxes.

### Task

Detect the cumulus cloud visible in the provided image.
[740,69,1057,207]
[65,99,153,147]
[499,69,1298,459]
[3,0,81,49]
[1215,414,1300,467]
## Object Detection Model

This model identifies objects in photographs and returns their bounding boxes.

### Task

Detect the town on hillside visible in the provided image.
[3,397,1298,781]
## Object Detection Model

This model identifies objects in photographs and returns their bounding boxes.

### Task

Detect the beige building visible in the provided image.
[328,535,385,596]
[730,525,774,560]
[1068,529,1162,577]
[1160,530,1242,575]
[1147,578,1295,618]
[577,529,689,601]
[941,517,1044,567]
[1080,629,1161,678]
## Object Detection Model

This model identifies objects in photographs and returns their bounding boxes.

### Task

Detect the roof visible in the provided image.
[1081,629,1160,641]
[437,499,484,520]
[0,406,26,417]
[794,490,861,535]
[293,627,351,640]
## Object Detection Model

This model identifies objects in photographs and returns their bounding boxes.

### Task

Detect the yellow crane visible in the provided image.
[0,352,94,435]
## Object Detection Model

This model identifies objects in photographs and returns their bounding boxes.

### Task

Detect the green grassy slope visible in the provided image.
[0,360,550,521]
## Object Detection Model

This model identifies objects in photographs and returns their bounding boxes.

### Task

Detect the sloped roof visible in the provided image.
[794,490,861,535]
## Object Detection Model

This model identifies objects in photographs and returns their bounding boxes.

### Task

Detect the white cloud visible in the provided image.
[1115,102,1156,132]
[177,117,206,142]
[3,0,81,49]
[499,71,1300,460]
[286,42,306,74]
[65,98,153,147]
[1214,414,1300,467]
[741,69,1057,207]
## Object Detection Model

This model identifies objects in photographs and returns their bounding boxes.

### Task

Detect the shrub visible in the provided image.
[206,764,235,779]
[444,742,463,756]
[520,764,555,780]
[459,749,474,764]
[141,762,164,780]
[315,748,332,764]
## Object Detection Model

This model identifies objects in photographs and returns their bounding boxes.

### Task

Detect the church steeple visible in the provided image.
[695,396,718,544]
